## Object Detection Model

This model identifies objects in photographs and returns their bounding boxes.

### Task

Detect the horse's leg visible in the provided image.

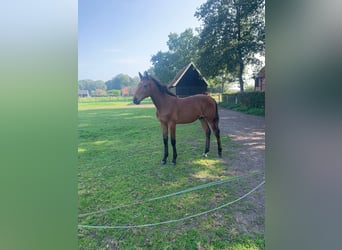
[161,123,168,165]
[209,119,222,158]
[200,118,211,157]
[170,123,177,165]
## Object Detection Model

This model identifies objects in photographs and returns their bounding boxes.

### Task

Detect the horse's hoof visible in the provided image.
[218,153,222,158]
[161,160,166,165]
[202,153,208,158]
[171,160,176,165]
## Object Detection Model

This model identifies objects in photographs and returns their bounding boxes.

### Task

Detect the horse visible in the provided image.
[133,72,222,165]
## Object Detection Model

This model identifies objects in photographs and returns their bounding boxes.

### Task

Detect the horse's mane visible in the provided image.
[150,76,177,97]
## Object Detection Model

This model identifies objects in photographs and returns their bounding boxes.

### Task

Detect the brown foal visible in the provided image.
[133,72,222,165]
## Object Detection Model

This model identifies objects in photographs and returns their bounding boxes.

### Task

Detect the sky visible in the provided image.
[78,0,206,81]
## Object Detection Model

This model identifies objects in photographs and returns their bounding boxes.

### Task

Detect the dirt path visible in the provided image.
[218,107,265,236]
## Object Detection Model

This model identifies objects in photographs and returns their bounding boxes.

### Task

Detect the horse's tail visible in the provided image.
[214,99,219,124]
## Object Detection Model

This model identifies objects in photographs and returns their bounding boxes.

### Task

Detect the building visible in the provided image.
[254,66,265,91]
[78,90,90,97]
[169,62,208,97]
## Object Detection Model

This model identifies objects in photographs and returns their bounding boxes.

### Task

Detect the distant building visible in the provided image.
[169,62,208,97]
[254,66,265,91]
[121,87,129,96]
[78,90,90,97]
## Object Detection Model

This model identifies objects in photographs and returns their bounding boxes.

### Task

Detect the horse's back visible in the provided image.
[175,94,217,123]
[182,94,216,109]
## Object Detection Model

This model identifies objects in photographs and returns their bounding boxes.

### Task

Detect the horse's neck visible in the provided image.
[150,91,174,111]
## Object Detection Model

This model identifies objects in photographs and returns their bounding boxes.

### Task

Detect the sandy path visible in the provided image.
[218,107,265,235]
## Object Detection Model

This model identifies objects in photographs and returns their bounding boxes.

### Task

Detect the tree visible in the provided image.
[195,0,265,92]
[78,79,106,92]
[105,74,135,90]
[151,29,200,83]
[150,51,176,83]
[131,76,140,86]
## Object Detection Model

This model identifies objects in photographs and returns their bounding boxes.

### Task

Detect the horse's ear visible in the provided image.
[144,71,149,79]
[139,72,143,80]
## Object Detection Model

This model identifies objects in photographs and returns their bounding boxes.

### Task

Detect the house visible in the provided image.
[169,62,208,97]
[78,90,90,97]
[121,87,129,96]
[254,66,265,91]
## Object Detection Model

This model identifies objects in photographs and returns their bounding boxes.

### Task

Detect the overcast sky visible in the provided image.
[78,0,206,81]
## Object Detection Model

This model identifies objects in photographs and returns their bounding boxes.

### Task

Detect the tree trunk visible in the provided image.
[238,58,244,92]
[221,81,224,102]
[236,5,244,92]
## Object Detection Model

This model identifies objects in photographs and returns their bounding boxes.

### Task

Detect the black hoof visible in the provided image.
[171,160,176,165]
[161,160,167,165]
[202,153,208,158]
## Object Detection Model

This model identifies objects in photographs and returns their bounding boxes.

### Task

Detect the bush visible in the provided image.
[92,89,108,97]
[221,92,265,116]
[222,92,265,108]
[107,89,121,96]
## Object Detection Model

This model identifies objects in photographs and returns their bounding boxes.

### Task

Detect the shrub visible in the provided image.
[92,89,108,97]
[221,92,265,116]
[107,89,121,96]
[222,92,265,109]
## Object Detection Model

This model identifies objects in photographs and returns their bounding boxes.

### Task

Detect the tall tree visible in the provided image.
[195,0,265,92]
[151,29,199,83]
[150,51,176,83]
[105,74,135,90]
[78,79,106,91]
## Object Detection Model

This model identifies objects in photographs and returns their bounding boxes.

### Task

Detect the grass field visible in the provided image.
[78,97,264,249]
[78,96,153,110]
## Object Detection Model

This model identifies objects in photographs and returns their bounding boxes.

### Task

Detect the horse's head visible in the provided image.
[133,71,153,104]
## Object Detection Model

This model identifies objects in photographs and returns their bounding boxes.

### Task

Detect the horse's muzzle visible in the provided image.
[133,97,140,105]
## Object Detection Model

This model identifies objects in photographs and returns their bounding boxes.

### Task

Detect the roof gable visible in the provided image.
[170,62,208,87]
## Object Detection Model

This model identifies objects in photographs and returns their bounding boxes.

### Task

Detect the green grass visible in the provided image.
[78,100,264,249]
[78,96,152,110]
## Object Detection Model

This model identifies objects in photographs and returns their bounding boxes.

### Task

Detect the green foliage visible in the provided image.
[195,0,265,92]
[221,103,265,116]
[78,79,106,92]
[92,89,107,97]
[221,92,265,116]
[207,73,237,94]
[105,73,137,90]
[151,29,200,83]
[150,51,176,83]
[107,89,121,96]
[223,92,265,108]
[78,102,264,249]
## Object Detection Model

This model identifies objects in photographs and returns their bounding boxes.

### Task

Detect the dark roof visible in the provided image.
[170,62,209,87]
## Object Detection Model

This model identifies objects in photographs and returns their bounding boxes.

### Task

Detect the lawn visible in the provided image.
[78,96,152,110]
[78,98,264,249]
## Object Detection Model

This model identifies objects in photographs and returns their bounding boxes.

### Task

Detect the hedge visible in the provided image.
[222,92,265,108]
